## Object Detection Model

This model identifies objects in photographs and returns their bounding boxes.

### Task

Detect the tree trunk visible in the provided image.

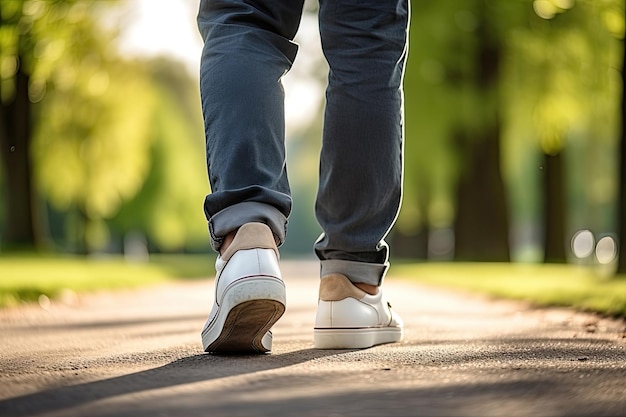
[542,151,567,263]
[453,1,510,262]
[454,125,510,262]
[0,62,40,250]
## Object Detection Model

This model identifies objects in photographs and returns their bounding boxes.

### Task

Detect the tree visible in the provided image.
[0,0,129,251]
[400,0,623,264]
[399,0,518,262]
[544,0,621,264]
[396,0,452,259]
[33,56,156,252]
[532,1,593,263]
[0,0,44,249]
[110,58,208,252]
[0,0,174,253]
[453,0,511,262]
[500,0,623,264]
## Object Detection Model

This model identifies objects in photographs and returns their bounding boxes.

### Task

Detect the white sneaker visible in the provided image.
[314,273,403,349]
[201,223,286,353]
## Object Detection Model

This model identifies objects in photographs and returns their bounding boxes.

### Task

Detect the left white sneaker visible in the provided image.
[201,223,286,353]
[314,273,403,349]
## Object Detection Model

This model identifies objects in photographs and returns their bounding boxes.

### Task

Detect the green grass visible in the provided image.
[145,254,215,279]
[0,254,215,308]
[3,255,626,318]
[391,262,626,317]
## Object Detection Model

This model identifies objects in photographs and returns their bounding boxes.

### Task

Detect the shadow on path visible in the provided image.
[0,348,347,417]
[1,338,624,417]
[88,378,625,417]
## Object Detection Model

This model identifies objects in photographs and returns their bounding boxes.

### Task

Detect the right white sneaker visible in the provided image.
[201,223,286,354]
[314,273,403,349]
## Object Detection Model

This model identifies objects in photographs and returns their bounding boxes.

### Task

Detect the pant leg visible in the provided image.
[315,0,410,286]
[197,0,305,250]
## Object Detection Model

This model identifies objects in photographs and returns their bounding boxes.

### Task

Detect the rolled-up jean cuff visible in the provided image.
[320,259,388,287]
[208,201,287,251]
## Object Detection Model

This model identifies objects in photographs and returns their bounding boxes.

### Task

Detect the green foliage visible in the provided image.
[1,1,210,252]
[0,1,112,102]
[22,2,162,251]
[501,0,623,241]
[502,0,622,156]
[402,1,470,233]
[33,59,156,222]
[110,58,209,252]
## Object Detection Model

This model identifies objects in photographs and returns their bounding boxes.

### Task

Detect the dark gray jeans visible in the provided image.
[198,0,409,286]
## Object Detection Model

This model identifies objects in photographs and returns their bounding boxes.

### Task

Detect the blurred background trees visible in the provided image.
[0,0,207,254]
[396,0,624,270]
[0,0,624,274]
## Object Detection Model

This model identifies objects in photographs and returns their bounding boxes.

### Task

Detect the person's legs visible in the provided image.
[198,0,305,251]
[313,0,409,349]
[197,0,305,353]
[315,0,410,287]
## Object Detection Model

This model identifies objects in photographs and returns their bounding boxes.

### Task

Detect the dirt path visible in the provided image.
[1,260,625,417]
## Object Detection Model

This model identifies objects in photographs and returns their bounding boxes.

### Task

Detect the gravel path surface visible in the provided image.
[1,260,625,417]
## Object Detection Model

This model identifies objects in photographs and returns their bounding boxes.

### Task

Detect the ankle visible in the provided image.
[220,230,237,256]
[354,282,379,295]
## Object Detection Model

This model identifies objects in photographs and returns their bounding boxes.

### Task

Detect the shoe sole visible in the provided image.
[202,277,286,354]
[313,327,403,349]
